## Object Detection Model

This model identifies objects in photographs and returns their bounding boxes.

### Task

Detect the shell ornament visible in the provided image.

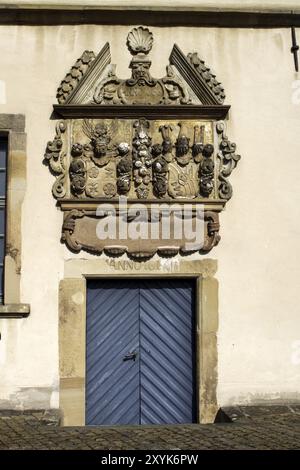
[126,26,154,55]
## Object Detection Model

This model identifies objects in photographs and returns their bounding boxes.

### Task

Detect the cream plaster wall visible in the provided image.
[0,24,299,409]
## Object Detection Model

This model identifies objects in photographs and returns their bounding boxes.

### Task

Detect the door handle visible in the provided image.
[123,351,137,362]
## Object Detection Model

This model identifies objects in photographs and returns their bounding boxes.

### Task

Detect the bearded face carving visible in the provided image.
[129,61,154,86]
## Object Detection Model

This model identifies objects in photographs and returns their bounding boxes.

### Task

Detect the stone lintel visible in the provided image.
[0,115,25,133]
[0,303,30,318]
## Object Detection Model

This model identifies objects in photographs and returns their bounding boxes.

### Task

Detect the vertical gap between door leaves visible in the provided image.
[138,281,141,425]
[192,281,197,423]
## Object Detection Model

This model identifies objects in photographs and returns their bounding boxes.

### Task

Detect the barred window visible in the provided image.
[0,135,7,304]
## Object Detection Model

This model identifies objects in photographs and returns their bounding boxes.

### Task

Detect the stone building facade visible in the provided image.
[0,1,300,425]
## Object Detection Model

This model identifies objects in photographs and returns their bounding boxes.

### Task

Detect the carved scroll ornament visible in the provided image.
[44,121,67,198]
[216,121,241,200]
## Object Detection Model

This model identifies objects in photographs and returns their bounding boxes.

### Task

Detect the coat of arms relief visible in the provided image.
[44,27,240,258]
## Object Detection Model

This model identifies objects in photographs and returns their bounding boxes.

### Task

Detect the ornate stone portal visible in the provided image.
[45,27,240,258]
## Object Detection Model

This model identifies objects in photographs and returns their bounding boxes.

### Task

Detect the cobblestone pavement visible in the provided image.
[0,407,299,450]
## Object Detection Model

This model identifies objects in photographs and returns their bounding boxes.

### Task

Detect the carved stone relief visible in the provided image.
[45,26,241,258]
[45,117,224,202]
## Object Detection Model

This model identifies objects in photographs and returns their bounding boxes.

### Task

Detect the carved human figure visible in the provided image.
[175,123,192,166]
[168,123,199,198]
[192,125,205,163]
[152,144,168,198]
[199,143,215,197]
[159,124,173,163]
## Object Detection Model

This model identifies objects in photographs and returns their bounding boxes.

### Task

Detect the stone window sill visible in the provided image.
[0,304,30,318]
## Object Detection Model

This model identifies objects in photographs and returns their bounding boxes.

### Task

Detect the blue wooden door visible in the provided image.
[86,281,140,425]
[86,279,196,425]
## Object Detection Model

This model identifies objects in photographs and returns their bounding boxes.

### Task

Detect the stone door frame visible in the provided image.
[59,258,218,426]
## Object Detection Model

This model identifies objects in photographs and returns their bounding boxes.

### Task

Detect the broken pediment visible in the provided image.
[54,26,227,113]
[46,26,240,259]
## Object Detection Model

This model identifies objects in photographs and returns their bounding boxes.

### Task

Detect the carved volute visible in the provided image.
[44,27,241,258]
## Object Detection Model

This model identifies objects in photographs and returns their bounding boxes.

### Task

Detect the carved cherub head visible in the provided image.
[118,142,130,156]
[151,143,163,157]
[71,143,83,157]
[118,158,132,175]
[153,157,168,174]
[202,143,214,158]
